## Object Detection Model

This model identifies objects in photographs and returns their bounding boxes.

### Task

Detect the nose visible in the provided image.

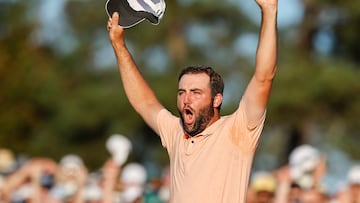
[183,92,191,105]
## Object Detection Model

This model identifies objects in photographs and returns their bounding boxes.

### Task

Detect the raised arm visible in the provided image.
[242,0,278,126]
[108,13,164,134]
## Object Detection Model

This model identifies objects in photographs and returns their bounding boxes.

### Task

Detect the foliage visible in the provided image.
[0,0,359,169]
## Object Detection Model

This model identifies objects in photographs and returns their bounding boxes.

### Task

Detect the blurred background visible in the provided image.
[0,0,359,194]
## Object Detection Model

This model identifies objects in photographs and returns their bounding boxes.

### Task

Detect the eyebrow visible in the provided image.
[177,88,203,92]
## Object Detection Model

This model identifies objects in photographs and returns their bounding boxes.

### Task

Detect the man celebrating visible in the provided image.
[107,0,278,202]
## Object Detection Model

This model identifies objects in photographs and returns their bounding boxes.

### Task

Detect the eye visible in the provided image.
[193,90,202,95]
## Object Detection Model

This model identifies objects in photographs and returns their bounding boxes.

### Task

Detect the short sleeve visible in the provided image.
[156,109,180,151]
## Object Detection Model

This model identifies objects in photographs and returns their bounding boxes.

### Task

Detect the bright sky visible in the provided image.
[35,0,305,53]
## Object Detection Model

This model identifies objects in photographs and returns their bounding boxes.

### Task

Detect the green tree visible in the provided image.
[0,0,359,171]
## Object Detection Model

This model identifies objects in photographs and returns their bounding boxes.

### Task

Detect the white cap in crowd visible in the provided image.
[289,144,320,189]
[348,165,360,185]
[59,154,84,175]
[121,162,147,185]
[84,183,103,201]
[106,134,132,166]
[120,163,147,203]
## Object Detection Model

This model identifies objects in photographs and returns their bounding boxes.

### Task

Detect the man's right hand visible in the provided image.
[107,12,125,46]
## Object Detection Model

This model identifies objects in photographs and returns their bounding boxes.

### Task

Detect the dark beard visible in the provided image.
[179,102,214,137]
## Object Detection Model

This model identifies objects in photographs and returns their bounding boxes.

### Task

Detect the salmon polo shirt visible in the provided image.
[156,100,266,203]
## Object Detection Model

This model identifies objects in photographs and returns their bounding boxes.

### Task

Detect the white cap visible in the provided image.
[121,163,147,185]
[60,154,84,170]
[348,165,360,185]
[106,134,132,166]
[84,183,103,201]
[289,144,320,173]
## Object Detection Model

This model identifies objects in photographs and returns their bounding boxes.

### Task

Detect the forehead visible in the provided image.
[178,73,210,89]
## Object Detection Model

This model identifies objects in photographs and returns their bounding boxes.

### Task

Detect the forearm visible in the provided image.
[29,181,42,203]
[2,168,29,200]
[108,13,163,131]
[255,6,278,82]
[241,2,278,124]
[274,182,290,203]
[101,178,117,203]
[114,42,158,109]
[101,159,119,203]
[112,41,163,128]
[114,43,163,114]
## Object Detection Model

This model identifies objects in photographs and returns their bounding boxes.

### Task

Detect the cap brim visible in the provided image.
[105,0,159,28]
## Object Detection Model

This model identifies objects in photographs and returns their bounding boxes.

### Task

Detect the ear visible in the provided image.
[213,93,223,108]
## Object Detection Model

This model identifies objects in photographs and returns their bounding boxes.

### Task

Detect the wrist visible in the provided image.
[261,6,278,17]
[113,41,128,54]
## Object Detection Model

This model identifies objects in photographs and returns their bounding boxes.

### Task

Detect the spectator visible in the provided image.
[119,163,147,203]
[48,154,88,202]
[347,165,360,203]
[300,188,329,203]
[250,171,277,203]
[1,157,57,203]
[288,144,322,190]
[334,165,360,203]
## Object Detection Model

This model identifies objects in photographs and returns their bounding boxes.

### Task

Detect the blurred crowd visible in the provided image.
[0,136,359,203]
[246,144,360,203]
[0,134,170,203]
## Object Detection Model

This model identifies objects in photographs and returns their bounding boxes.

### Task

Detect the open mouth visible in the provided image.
[183,107,194,124]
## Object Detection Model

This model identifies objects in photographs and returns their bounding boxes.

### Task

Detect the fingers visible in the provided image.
[107,12,126,43]
[111,12,119,27]
[107,12,121,32]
